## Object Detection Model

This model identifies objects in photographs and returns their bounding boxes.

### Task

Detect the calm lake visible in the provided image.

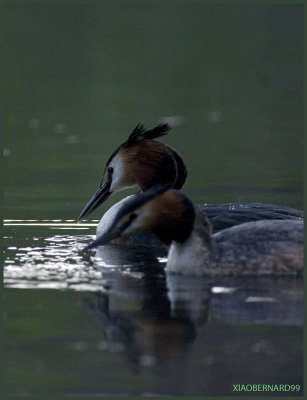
[3,3,303,397]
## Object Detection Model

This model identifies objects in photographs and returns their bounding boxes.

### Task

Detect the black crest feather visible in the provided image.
[106,122,172,166]
[143,123,171,139]
[127,124,147,142]
[126,123,171,145]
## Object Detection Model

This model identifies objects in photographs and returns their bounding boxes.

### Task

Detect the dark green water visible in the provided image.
[3,3,303,397]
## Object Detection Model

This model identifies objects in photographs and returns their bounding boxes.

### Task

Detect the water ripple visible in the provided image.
[3,220,129,291]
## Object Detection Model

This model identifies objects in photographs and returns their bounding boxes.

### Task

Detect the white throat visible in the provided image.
[166,229,212,275]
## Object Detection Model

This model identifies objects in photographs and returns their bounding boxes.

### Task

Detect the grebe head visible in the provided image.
[82,185,196,252]
[78,123,187,221]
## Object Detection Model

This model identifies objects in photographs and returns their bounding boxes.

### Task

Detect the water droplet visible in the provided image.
[68,341,88,351]
[3,148,11,157]
[53,123,66,134]
[206,111,224,123]
[140,355,157,367]
[160,115,185,127]
[66,134,79,144]
[96,341,108,351]
[29,118,40,129]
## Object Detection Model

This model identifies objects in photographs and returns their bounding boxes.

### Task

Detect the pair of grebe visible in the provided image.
[79,124,303,275]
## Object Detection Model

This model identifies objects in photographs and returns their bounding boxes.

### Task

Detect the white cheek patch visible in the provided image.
[109,154,136,192]
[124,206,152,234]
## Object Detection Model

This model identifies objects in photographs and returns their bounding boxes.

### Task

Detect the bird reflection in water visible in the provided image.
[83,261,211,375]
[82,249,303,376]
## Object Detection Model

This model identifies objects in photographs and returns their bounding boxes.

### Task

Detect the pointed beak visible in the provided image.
[81,225,124,253]
[78,178,112,221]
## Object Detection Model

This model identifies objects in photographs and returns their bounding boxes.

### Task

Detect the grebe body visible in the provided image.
[83,185,303,276]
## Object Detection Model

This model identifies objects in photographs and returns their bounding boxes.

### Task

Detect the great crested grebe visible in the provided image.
[82,185,303,275]
[78,123,186,221]
[78,123,303,236]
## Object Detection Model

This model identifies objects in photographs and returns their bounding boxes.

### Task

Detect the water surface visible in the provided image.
[3,219,304,396]
[3,2,303,397]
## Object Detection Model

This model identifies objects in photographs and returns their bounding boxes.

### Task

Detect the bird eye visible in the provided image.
[99,166,113,188]
[107,166,113,177]
[129,213,137,223]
